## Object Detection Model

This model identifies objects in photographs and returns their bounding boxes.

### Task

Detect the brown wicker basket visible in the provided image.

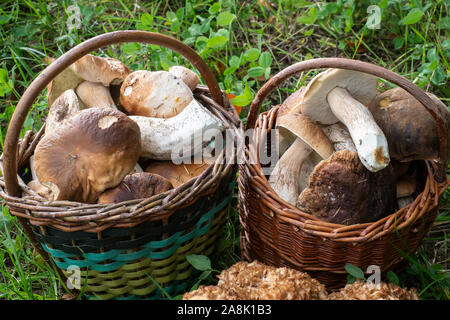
[0,31,243,299]
[238,58,449,290]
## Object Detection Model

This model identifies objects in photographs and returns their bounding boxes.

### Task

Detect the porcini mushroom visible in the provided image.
[269,113,334,205]
[70,54,131,86]
[34,108,141,203]
[120,70,194,118]
[129,99,225,160]
[168,65,200,91]
[97,172,173,204]
[368,87,450,162]
[296,150,397,225]
[293,69,390,172]
[45,89,82,135]
[145,161,209,188]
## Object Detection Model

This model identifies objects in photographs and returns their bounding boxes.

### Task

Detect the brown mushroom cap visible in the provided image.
[144,161,209,188]
[97,172,173,204]
[368,87,450,161]
[70,54,131,86]
[34,108,141,203]
[328,280,419,300]
[216,261,328,300]
[277,86,307,117]
[120,70,193,118]
[296,150,397,225]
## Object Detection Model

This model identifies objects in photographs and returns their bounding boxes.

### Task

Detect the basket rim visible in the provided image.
[239,105,449,242]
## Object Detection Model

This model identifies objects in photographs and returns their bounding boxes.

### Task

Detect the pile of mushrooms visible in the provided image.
[29,54,225,204]
[269,68,450,225]
[183,261,419,300]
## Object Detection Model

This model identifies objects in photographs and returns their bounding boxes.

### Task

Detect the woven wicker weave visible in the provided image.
[238,58,449,289]
[0,31,243,299]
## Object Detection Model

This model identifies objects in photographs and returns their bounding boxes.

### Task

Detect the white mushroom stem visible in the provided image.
[129,99,225,160]
[327,87,390,172]
[269,138,312,205]
[76,81,117,110]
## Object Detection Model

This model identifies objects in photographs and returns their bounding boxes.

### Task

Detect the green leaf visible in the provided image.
[141,12,154,25]
[216,11,236,26]
[230,82,253,106]
[247,66,265,78]
[400,8,424,25]
[209,2,221,15]
[244,48,260,62]
[304,29,314,36]
[437,16,450,30]
[206,36,228,49]
[186,254,211,271]
[297,6,318,25]
[393,37,404,50]
[121,43,141,55]
[259,51,273,68]
[229,55,241,68]
[386,270,399,285]
[344,264,365,280]
[0,68,12,97]
[431,66,446,85]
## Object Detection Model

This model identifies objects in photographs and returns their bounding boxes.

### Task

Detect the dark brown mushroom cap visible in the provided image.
[296,150,397,225]
[368,87,450,161]
[97,172,173,204]
[34,108,141,203]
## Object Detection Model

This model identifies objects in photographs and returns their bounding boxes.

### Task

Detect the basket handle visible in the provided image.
[246,57,448,182]
[3,30,224,197]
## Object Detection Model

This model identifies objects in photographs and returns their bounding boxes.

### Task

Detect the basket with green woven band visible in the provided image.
[0,31,242,299]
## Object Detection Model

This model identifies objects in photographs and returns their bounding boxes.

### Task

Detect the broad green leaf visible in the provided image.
[209,2,221,15]
[141,12,154,25]
[216,11,236,26]
[229,55,241,68]
[400,8,424,25]
[259,51,273,68]
[186,254,211,271]
[297,6,318,25]
[230,82,253,106]
[386,271,399,285]
[206,36,228,49]
[244,48,260,62]
[344,264,365,280]
[247,66,265,78]
[121,43,141,55]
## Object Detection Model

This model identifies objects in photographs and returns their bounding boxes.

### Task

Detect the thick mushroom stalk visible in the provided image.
[76,81,117,110]
[269,139,312,205]
[269,113,334,205]
[327,86,389,171]
[297,68,390,172]
[129,99,225,160]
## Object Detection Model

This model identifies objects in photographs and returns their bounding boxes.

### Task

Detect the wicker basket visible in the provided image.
[238,58,449,290]
[0,31,243,299]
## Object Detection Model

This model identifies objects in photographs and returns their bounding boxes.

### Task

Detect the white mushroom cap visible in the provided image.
[169,65,200,91]
[120,70,194,118]
[70,54,131,86]
[298,68,378,125]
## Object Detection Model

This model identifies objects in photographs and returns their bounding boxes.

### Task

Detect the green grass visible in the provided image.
[0,0,449,300]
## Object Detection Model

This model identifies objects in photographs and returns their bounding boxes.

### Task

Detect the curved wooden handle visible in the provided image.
[3,30,223,197]
[246,57,448,181]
